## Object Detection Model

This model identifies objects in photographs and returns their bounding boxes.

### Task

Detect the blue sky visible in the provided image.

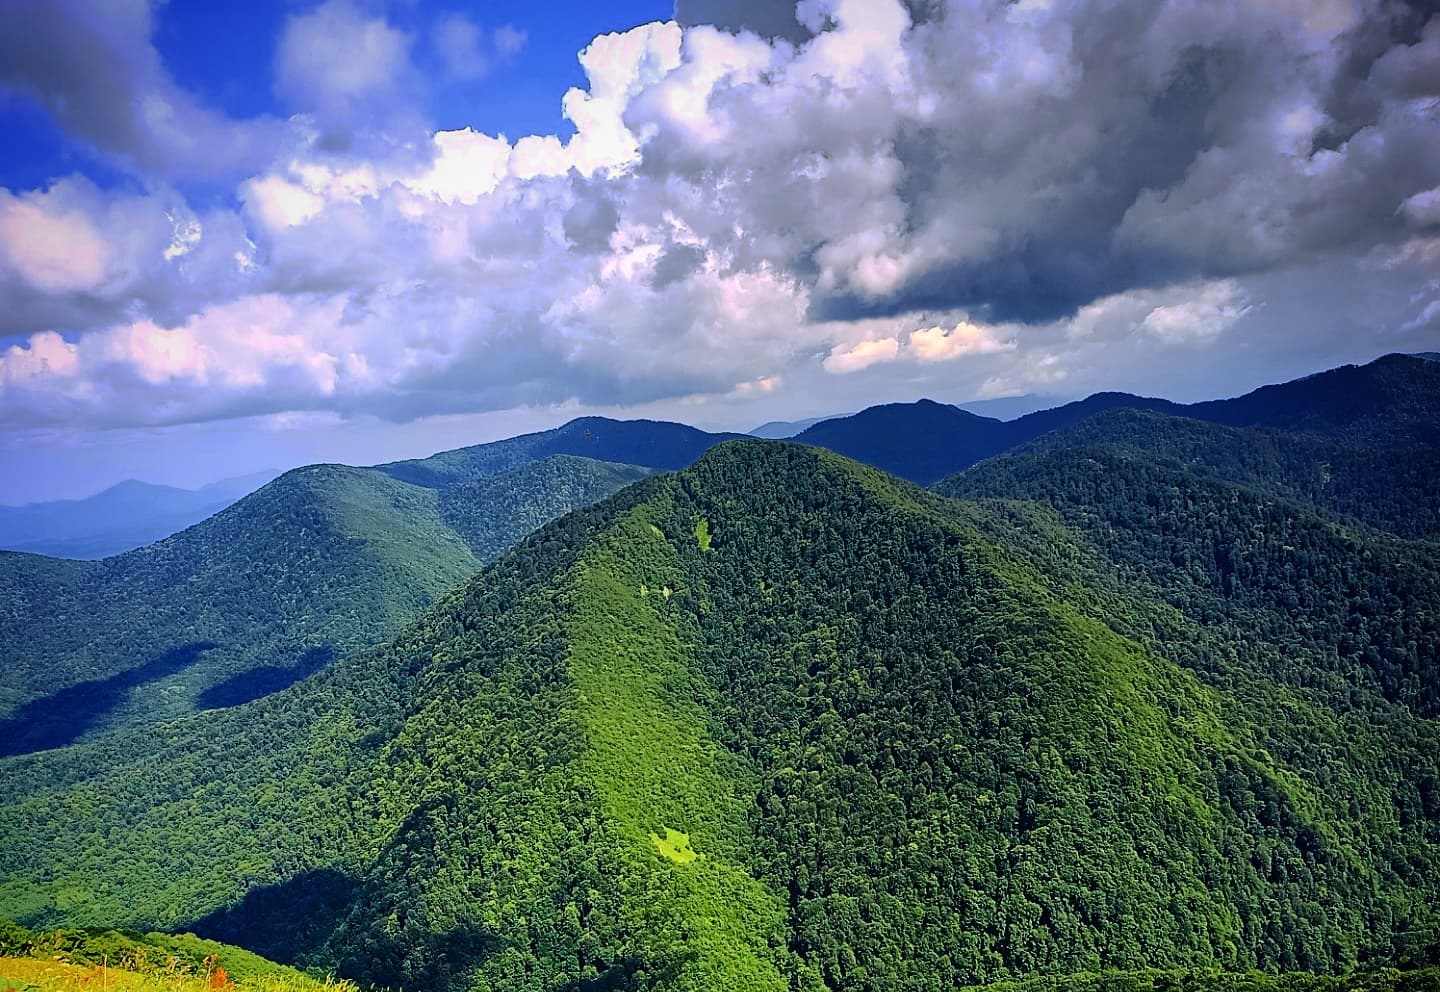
[0,0,671,192]
[1,0,1437,503]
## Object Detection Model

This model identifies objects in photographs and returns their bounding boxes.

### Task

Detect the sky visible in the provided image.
[1,0,1438,503]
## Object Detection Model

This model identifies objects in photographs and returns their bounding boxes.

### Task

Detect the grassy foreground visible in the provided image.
[0,922,352,992]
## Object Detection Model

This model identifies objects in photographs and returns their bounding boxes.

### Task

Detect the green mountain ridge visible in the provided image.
[0,455,652,751]
[3,440,1435,992]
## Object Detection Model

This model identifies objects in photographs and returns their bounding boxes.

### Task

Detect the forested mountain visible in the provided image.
[0,455,650,752]
[0,472,278,560]
[980,407,1440,540]
[375,416,739,488]
[793,353,1439,485]
[937,436,1440,713]
[792,399,1008,484]
[3,440,1435,992]
[1184,353,1440,441]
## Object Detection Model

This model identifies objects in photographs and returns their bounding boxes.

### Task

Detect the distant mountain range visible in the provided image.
[0,471,280,559]
[14,355,1426,560]
[748,395,1062,439]
[793,353,1440,484]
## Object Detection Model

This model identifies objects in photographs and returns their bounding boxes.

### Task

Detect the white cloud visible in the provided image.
[824,337,901,373]
[495,25,528,57]
[1400,186,1440,228]
[909,320,1015,361]
[1140,281,1253,342]
[1065,280,1254,345]
[433,13,490,81]
[2,1,1437,434]
[0,192,113,294]
[407,129,514,204]
[241,175,327,230]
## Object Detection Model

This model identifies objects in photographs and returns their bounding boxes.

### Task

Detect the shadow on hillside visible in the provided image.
[196,645,336,710]
[191,868,502,990]
[0,641,217,757]
[187,868,359,966]
[334,918,500,991]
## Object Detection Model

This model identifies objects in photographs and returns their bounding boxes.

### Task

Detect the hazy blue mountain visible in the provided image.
[792,398,1009,485]
[375,416,742,487]
[956,393,1067,420]
[0,471,280,560]
[748,413,851,438]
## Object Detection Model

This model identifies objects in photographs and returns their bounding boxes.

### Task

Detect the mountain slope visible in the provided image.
[2,441,1434,992]
[988,407,1440,540]
[937,441,1440,715]
[1185,353,1440,442]
[750,414,850,439]
[0,456,651,752]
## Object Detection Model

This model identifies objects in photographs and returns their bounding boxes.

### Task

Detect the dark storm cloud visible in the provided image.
[673,0,942,40]
[794,0,1440,324]
[673,0,810,41]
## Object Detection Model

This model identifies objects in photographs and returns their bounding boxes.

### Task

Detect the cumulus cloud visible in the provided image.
[0,0,287,179]
[0,193,112,295]
[824,338,901,374]
[0,176,258,338]
[909,321,1016,361]
[1,0,1438,433]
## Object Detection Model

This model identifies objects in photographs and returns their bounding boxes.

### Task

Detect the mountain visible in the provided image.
[935,429,1440,714]
[0,455,651,754]
[0,472,279,560]
[792,398,1009,485]
[3,441,1435,992]
[376,416,740,488]
[1184,353,1440,443]
[749,414,849,439]
[750,396,1055,442]
[956,393,1067,420]
[792,353,1440,485]
[979,406,1440,540]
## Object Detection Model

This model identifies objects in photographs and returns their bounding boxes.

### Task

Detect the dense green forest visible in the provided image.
[2,435,1436,992]
[0,456,650,751]
[993,408,1440,540]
